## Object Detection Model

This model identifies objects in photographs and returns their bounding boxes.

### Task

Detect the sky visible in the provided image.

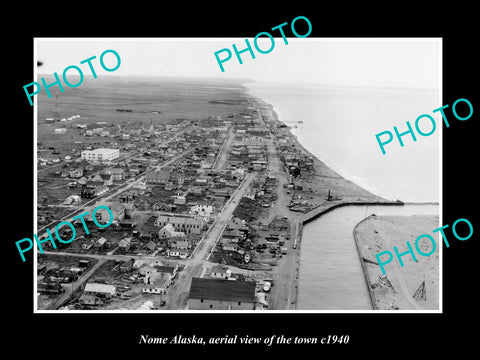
[36,38,441,89]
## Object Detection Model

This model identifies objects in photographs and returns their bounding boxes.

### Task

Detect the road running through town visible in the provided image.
[37,147,195,234]
[165,172,257,309]
[42,172,257,309]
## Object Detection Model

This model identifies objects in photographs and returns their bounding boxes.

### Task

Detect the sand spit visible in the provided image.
[353,215,439,310]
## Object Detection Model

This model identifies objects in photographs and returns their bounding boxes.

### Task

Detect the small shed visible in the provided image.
[143,241,157,252]
[79,259,91,268]
[94,237,107,249]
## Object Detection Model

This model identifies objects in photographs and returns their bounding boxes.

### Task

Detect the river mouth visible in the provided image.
[297,204,439,311]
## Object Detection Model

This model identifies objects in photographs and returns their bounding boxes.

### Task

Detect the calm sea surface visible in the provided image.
[247,82,440,203]
[246,82,440,310]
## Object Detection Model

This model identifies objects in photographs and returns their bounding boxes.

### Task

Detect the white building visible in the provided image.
[54,128,67,134]
[81,148,119,162]
[173,195,186,205]
[83,283,116,298]
[210,265,230,279]
[158,224,185,239]
[189,204,213,217]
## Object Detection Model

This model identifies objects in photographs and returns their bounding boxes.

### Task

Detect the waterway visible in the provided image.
[297,204,439,310]
[246,82,440,310]
[246,82,440,203]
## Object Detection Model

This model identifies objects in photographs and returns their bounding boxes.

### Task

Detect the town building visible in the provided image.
[227,217,249,235]
[173,195,186,205]
[103,167,125,181]
[119,259,134,273]
[81,148,119,162]
[154,264,178,276]
[145,169,171,186]
[94,237,107,249]
[221,229,243,244]
[82,241,94,250]
[222,242,238,252]
[118,237,132,251]
[64,195,81,205]
[81,183,108,198]
[188,278,256,310]
[155,214,204,235]
[171,239,191,250]
[37,282,64,294]
[69,167,83,178]
[142,270,172,294]
[158,223,186,239]
[83,283,116,298]
[91,173,113,186]
[189,204,214,217]
[243,189,256,200]
[251,160,267,171]
[210,265,230,279]
[142,241,157,253]
[167,247,189,259]
[79,294,104,306]
[95,201,126,222]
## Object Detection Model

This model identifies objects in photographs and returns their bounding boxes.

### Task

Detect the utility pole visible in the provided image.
[54,89,60,120]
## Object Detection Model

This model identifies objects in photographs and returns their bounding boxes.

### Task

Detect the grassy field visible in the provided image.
[37,75,251,125]
[37,76,250,167]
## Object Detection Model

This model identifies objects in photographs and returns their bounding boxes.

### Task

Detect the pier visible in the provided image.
[302,199,404,224]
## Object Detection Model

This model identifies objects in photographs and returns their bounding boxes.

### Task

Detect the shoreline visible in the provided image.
[352,216,378,310]
[246,86,442,311]
[247,90,406,310]
[245,82,440,204]
[248,91,402,203]
[302,200,404,224]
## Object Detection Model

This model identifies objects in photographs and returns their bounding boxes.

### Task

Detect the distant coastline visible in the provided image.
[243,83,441,310]
[244,81,440,203]
[244,84,389,202]
[244,83,392,203]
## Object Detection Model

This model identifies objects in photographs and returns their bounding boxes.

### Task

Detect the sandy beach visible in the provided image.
[353,215,439,310]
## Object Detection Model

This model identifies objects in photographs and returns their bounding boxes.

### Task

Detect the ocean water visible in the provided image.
[246,82,441,203]
[246,82,441,310]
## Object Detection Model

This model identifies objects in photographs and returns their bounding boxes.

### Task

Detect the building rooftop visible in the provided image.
[157,215,203,226]
[169,247,189,255]
[146,169,171,182]
[188,278,256,303]
[84,283,116,294]
[153,265,177,274]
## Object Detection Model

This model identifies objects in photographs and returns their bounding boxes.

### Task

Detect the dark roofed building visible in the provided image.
[143,240,157,252]
[146,169,171,186]
[37,282,64,294]
[188,277,256,310]
[154,264,178,276]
